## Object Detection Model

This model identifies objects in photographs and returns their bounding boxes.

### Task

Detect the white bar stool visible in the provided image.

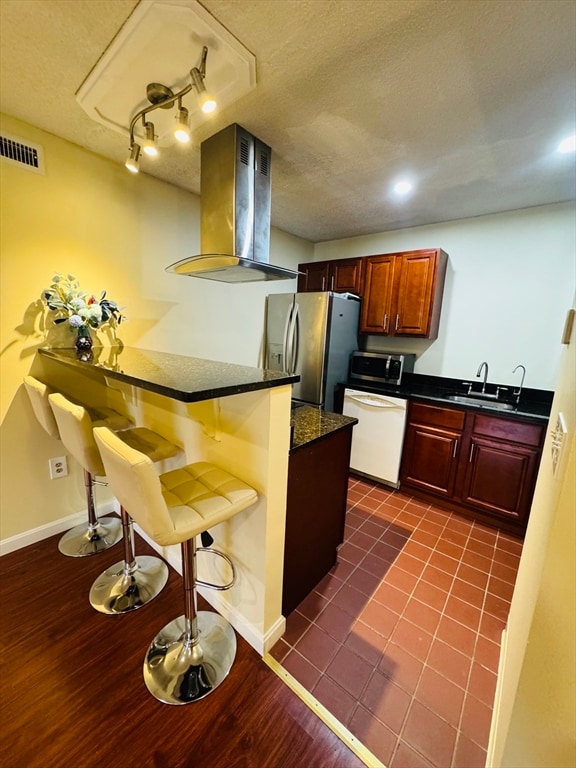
[23,375,129,556]
[48,392,184,614]
[93,425,258,705]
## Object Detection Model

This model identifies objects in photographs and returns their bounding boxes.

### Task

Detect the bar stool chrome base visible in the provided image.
[57,516,122,557]
[143,612,236,705]
[89,555,169,614]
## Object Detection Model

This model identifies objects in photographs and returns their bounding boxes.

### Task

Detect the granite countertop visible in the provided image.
[290,404,357,451]
[342,373,553,423]
[38,346,299,403]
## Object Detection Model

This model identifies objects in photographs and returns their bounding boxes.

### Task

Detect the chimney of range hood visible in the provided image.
[166,124,300,282]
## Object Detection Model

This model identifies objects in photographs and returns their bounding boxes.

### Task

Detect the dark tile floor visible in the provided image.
[270,475,523,768]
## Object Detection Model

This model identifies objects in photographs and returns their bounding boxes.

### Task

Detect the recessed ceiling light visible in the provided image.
[557,134,576,154]
[393,179,414,197]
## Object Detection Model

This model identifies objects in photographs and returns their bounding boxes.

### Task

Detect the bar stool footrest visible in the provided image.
[196,547,236,591]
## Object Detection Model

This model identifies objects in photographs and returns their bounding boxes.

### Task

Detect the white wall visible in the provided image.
[314,203,575,391]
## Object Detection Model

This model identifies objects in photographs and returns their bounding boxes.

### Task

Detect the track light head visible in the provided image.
[174,106,191,143]
[199,91,217,115]
[142,122,158,157]
[125,143,141,173]
[191,68,217,114]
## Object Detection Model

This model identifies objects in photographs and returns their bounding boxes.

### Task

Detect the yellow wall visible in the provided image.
[0,113,311,544]
[502,437,575,765]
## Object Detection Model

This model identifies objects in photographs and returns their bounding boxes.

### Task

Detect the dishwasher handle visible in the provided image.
[344,392,406,409]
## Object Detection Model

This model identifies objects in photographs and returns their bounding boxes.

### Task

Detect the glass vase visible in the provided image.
[75,325,93,358]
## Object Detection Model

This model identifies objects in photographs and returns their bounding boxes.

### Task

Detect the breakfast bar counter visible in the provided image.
[38,345,299,402]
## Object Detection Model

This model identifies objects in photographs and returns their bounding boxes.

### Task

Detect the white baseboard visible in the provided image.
[262,614,287,654]
[0,501,119,556]
[485,626,508,767]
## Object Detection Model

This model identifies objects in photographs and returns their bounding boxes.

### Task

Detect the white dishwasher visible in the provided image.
[343,388,409,488]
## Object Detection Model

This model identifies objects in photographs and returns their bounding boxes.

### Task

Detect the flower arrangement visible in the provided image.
[42,273,125,332]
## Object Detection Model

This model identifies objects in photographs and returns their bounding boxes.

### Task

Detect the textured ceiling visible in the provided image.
[1,0,575,242]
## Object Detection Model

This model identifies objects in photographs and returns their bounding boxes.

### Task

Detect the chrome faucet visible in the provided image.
[512,364,526,402]
[476,361,489,394]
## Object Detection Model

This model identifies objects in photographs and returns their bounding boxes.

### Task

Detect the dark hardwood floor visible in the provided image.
[0,529,365,768]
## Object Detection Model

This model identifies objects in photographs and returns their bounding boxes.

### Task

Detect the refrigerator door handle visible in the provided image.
[288,302,300,373]
[282,304,294,372]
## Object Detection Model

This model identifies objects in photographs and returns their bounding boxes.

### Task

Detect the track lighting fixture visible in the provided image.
[125,46,216,172]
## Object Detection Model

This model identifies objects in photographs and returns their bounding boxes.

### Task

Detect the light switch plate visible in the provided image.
[550,412,567,476]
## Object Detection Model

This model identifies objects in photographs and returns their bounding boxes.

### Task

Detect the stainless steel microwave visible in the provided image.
[349,351,415,386]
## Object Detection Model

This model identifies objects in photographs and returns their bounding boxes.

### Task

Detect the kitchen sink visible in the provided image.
[443,394,516,411]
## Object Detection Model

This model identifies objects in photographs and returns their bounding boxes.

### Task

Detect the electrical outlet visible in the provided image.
[48,456,68,479]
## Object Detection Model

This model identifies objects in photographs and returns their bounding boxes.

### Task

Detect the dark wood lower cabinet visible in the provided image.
[400,404,465,498]
[282,425,353,616]
[461,434,542,524]
[400,401,546,534]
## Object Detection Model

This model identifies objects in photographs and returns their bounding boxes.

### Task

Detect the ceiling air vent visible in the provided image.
[0,133,45,174]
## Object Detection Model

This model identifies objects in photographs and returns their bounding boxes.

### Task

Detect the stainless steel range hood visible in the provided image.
[166,124,299,283]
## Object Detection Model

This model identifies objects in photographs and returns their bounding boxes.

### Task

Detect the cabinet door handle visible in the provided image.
[330,276,335,291]
[321,276,326,290]
[452,439,458,459]
[395,314,400,330]
[469,444,475,463]
[383,313,388,332]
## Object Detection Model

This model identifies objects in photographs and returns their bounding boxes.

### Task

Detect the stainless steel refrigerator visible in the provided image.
[265,292,360,412]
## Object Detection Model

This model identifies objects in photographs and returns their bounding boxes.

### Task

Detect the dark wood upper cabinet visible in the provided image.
[358,254,396,333]
[400,401,545,534]
[297,261,330,292]
[360,249,448,338]
[329,258,364,295]
[297,258,364,295]
[297,248,447,339]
